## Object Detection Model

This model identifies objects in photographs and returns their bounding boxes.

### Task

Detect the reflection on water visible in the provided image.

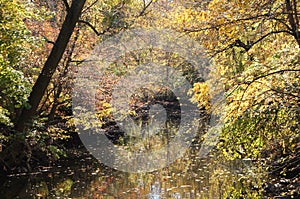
[0,144,256,199]
[148,182,161,198]
[0,116,257,199]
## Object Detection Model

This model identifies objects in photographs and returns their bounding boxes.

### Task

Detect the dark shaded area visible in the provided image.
[264,149,300,198]
[0,147,109,199]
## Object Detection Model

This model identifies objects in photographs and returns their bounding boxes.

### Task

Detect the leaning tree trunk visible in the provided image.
[285,0,300,47]
[15,0,86,132]
[0,0,86,174]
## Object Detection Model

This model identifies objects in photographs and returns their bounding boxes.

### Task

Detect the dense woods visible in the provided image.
[0,0,299,198]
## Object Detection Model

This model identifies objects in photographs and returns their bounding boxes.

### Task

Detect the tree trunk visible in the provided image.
[285,0,300,47]
[15,0,86,132]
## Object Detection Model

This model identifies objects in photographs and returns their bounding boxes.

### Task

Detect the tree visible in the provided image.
[165,0,300,156]
[15,0,87,132]
[160,0,300,196]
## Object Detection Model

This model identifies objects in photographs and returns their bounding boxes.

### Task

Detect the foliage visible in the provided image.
[161,0,300,196]
[0,66,31,120]
[0,0,33,66]
[166,0,300,159]
[209,160,266,199]
[0,0,39,125]
[189,82,211,110]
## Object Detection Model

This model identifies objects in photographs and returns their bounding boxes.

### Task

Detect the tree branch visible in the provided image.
[213,30,293,56]
[70,59,86,64]
[78,20,107,36]
[245,69,300,85]
[138,0,153,17]
[239,30,293,51]
[183,13,276,33]
[42,36,55,45]
[62,0,70,12]
[269,87,300,99]
[82,0,99,13]
[273,17,293,31]
[249,30,293,48]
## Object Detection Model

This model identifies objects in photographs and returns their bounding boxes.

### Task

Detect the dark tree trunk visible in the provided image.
[285,0,300,47]
[15,0,86,132]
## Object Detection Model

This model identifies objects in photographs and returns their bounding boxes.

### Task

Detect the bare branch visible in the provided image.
[249,30,293,47]
[42,36,55,45]
[138,0,153,17]
[70,59,86,64]
[82,0,99,13]
[273,17,293,31]
[78,20,107,36]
